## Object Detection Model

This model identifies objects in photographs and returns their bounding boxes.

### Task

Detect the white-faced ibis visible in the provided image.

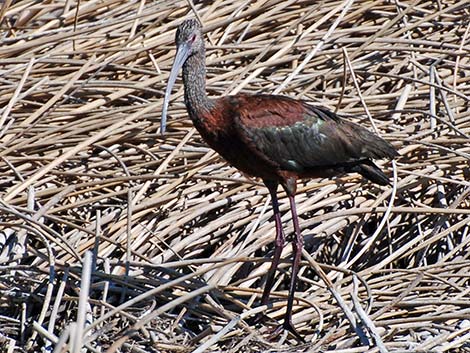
[161,19,398,338]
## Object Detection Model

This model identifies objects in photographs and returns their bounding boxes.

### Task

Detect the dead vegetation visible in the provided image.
[0,0,469,352]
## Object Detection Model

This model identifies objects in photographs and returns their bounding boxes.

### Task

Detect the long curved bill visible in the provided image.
[161,43,191,134]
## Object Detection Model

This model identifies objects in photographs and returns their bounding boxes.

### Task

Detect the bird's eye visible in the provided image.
[189,34,197,43]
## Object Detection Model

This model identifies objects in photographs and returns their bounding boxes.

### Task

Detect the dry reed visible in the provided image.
[0,0,469,352]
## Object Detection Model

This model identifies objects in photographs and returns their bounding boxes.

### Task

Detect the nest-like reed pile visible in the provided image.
[1,1,469,352]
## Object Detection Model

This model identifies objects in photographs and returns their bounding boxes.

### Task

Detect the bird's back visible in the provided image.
[193,94,397,184]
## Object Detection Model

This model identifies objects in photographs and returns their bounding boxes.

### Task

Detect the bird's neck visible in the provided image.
[182,50,212,121]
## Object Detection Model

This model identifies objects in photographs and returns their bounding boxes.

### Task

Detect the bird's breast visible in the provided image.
[190,111,279,180]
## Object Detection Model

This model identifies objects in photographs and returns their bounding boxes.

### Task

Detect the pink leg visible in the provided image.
[283,193,304,339]
[261,180,285,306]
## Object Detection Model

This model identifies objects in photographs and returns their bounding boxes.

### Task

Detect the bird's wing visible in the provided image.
[230,94,396,173]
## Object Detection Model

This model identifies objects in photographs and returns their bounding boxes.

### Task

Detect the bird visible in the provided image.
[161,19,398,338]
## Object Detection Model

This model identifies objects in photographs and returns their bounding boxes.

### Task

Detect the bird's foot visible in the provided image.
[283,320,305,342]
[246,311,273,327]
[263,320,305,343]
[246,308,304,342]
[270,320,305,343]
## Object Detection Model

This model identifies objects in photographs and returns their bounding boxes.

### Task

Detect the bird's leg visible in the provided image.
[282,178,304,340]
[260,180,285,306]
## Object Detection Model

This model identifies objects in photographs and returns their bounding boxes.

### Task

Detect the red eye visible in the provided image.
[190,34,196,42]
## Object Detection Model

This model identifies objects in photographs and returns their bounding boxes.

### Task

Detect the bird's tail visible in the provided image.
[355,162,390,186]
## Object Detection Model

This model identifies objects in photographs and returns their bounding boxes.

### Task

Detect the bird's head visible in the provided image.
[175,19,204,56]
[161,19,203,133]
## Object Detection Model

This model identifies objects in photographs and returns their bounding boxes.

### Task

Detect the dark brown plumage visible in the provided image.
[161,19,398,339]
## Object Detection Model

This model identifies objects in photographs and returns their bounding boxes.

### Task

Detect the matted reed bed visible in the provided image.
[1,1,469,352]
